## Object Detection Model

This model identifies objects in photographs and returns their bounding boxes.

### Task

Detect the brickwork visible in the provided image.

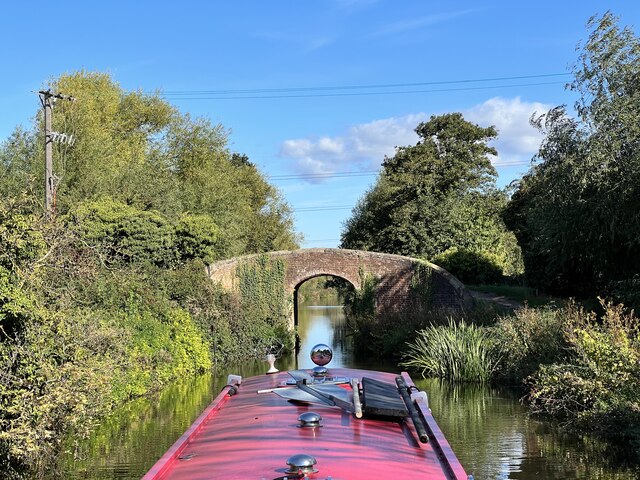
[207,248,473,326]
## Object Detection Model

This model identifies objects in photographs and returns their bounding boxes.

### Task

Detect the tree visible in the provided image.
[504,12,640,295]
[0,71,299,257]
[341,113,519,274]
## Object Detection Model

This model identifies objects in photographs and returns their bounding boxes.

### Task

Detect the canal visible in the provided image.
[57,300,640,479]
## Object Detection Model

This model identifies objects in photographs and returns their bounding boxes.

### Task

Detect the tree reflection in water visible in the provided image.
[56,298,640,479]
[419,379,640,479]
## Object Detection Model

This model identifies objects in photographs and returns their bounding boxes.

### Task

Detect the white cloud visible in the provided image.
[279,97,551,180]
[463,97,550,165]
[279,114,425,178]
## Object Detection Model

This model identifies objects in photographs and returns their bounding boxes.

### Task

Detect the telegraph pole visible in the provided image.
[38,90,75,216]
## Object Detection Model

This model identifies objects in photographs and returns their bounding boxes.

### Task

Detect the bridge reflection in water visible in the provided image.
[296,304,350,369]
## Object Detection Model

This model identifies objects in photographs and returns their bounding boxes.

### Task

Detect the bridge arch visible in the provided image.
[207,248,473,328]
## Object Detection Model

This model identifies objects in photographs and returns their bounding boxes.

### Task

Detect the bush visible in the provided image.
[609,275,640,313]
[492,306,566,382]
[527,301,640,452]
[432,247,503,285]
[67,198,178,267]
[175,213,223,264]
[349,300,503,362]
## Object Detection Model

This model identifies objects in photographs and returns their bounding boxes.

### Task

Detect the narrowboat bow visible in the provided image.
[143,344,470,480]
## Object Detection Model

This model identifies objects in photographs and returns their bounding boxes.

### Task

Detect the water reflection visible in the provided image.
[55,300,640,479]
[296,305,350,368]
[56,362,269,479]
[420,379,640,480]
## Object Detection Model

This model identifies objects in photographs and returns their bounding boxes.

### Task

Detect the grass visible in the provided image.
[401,319,497,382]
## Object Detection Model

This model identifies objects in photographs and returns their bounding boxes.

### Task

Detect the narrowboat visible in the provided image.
[143,344,470,479]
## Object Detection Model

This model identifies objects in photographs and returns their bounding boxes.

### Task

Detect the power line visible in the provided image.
[294,206,353,212]
[268,162,532,182]
[269,170,379,180]
[149,73,570,97]
[152,81,565,101]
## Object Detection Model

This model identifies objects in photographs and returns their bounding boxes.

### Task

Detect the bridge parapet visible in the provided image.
[207,248,473,326]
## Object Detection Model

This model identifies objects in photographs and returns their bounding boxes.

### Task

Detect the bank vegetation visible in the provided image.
[343,12,640,457]
[0,73,297,478]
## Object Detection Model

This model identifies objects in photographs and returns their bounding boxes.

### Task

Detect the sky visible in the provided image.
[2,1,639,248]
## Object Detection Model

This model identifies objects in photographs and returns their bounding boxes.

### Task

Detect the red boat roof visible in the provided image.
[143,368,468,480]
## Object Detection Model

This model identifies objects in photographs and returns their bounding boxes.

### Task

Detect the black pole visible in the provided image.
[396,376,428,443]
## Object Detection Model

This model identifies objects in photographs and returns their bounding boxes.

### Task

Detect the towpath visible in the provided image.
[468,289,522,310]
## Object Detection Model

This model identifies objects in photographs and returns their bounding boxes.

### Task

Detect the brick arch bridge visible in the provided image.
[207,248,474,328]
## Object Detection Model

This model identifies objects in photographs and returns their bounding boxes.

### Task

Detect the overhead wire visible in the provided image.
[151,81,565,100]
[267,161,532,182]
[145,73,570,99]
[139,74,547,243]
[294,205,353,212]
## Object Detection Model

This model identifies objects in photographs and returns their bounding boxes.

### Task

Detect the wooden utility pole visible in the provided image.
[38,90,75,216]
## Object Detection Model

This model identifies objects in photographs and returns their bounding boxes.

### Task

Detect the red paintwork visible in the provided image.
[143,368,468,480]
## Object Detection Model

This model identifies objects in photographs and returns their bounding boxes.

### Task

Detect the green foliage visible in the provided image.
[340,113,520,276]
[0,70,302,478]
[471,284,559,307]
[67,198,226,267]
[402,319,498,382]
[492,306,566,381]
[504,13,640,296]
[344,269,377,317]
[0,71,298,257]
[296,276,342,305]
[411,262,433,306]
[527,301,640,451]
[349,301,502,362]
[0,197,46,270]
[234,255,293,356]
[110,306,211,401]
[0,199,46,337]
[0,128,39,200]
[48,72,176,210]
[609,276,640,313]
[68,198,178,267]
[175,213,221,264]
[432,247,503,285]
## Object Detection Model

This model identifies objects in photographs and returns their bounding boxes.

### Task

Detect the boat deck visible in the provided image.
[144,368,467,480]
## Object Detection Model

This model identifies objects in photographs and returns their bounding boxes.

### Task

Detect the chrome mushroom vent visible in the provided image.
[286,454,318,475]
[310,343,333,366]
[298,412,322,428]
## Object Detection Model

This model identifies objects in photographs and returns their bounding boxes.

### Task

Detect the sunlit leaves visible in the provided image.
[341,113,519,274]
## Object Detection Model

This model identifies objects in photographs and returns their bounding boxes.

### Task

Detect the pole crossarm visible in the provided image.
[38,90,76,215]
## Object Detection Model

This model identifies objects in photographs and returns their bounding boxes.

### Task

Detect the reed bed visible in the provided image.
[401,319,497,382]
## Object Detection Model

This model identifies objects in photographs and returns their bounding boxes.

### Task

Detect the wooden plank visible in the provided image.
[361,376,408,418]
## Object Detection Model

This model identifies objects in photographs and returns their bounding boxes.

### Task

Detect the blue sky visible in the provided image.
[2,1,639,248]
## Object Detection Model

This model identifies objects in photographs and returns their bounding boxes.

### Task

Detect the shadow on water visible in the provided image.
[56,300,640,479]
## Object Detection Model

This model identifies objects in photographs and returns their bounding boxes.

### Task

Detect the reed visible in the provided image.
[402,319,497,382]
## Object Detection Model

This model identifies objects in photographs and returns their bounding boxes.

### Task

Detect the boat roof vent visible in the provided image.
[286,454,318,475]
[298,412,322,428]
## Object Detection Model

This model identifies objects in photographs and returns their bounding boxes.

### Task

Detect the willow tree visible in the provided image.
[504,12,640,296]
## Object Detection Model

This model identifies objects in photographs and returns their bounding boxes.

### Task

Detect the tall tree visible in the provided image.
[0,71,299,258]
[341,113,516,263]
[504,12,640,295]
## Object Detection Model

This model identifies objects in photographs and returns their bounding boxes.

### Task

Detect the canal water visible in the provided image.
[57,302,640,479]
